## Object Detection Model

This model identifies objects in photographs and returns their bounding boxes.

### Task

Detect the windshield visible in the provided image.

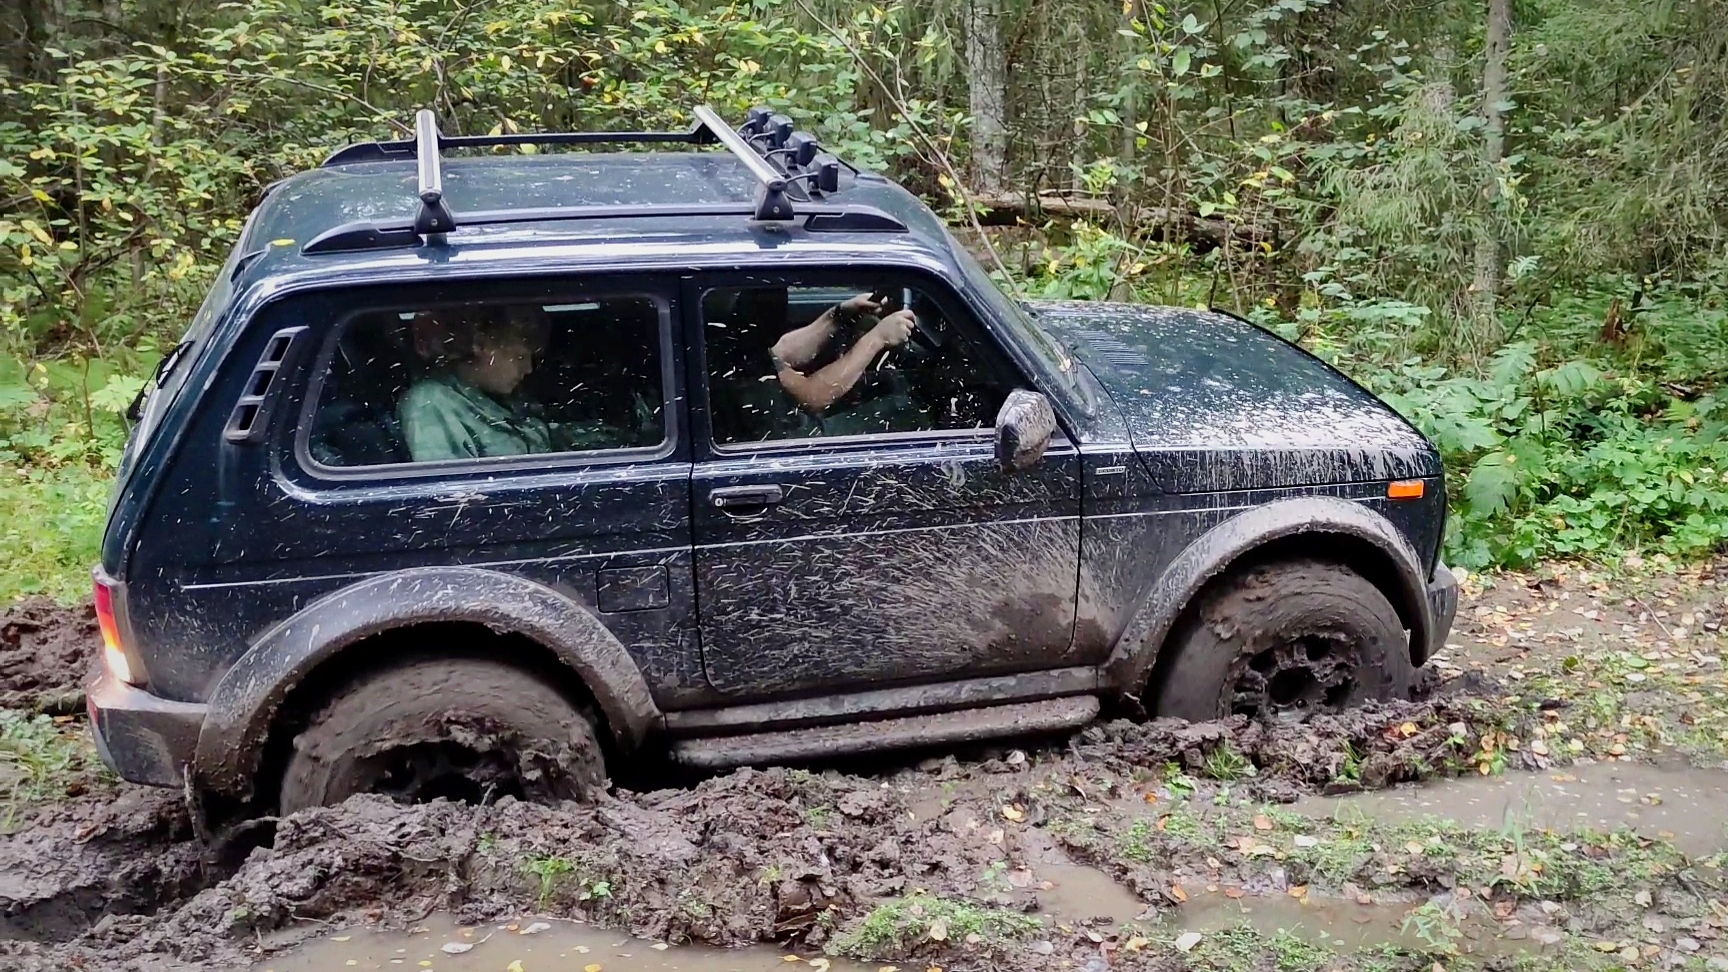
[945,231,1083,387]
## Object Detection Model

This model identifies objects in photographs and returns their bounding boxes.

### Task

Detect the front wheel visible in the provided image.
[280,656,607,814]
[1152,559,1414,722]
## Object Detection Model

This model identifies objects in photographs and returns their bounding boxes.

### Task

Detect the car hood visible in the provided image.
[1026,300,1440,492]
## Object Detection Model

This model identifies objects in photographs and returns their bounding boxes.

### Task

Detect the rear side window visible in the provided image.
[306,294,665,468]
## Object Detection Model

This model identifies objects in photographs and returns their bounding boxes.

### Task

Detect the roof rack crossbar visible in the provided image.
[691,105,793,221]
[412,109,456,236]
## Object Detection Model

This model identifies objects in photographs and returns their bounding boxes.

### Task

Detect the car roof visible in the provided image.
[234,151,958,287]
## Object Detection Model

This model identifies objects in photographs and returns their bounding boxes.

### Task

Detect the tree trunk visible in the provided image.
[1472,0,1512,324]
[964,0,1008,194]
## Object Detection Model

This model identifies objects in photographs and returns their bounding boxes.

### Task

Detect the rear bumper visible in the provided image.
[85,660,205,788]
[1422,560,1459,663]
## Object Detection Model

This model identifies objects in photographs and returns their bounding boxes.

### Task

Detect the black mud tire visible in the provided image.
[1152,559,1414,722]
[280,656,607,814]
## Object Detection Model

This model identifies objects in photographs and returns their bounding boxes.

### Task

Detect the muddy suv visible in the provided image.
[87,106,1456,814]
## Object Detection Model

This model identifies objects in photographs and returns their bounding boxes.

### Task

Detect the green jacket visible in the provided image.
[398,371,625,462]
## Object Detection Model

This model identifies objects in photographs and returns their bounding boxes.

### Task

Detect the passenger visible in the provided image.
[770,292,928,435]
[398,305,561,462]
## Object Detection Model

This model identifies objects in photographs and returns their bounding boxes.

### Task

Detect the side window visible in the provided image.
[307,294,665,468]
[702,279,1019,445]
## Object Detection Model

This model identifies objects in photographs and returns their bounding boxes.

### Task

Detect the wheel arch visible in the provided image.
[1102,496,1434,704]
[193,566,661,800]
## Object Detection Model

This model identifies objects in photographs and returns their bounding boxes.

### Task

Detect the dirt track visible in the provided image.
[3,563,1728,971]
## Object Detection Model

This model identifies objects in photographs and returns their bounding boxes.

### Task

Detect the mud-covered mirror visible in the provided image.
[994,388,1057,471]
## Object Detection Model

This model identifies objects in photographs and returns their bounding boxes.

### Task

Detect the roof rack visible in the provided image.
[309,105,868,253]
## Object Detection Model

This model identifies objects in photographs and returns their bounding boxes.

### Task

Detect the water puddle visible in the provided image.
[1168,888,1539,957]
[1293,761,1728,857]
[255,913,873,972]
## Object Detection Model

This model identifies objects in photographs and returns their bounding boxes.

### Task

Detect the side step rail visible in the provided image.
[669,696,1099,769]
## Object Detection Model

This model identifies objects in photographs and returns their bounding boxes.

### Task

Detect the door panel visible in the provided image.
[694,435,1082,697]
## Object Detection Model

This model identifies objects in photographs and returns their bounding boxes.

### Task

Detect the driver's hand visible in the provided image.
[839,292,882,316]
[869,310,916,349]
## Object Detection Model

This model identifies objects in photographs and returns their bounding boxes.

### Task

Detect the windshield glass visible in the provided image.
[945,231,1079,382]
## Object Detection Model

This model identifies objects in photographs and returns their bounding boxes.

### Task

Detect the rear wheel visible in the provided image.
[280,656,606,814]
[1152,559,1414,722]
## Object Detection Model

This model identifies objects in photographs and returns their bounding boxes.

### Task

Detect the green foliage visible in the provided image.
[0,710,110,830]
[834,893,1042,958]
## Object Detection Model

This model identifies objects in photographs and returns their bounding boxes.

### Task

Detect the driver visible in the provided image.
[770,292,927,435]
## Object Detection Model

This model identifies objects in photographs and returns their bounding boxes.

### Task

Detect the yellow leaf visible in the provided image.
[507,963,526,972]
[1001,805,1024,822]
[582,964,600,972]
[1124,936,1149,952]
[783,958,803,964]
[810,961,831,972]
[1169,882,1188,902]
[18,244,31,267]
[58,241,77,251]
[654,40,668,54]
[271,239,295,247]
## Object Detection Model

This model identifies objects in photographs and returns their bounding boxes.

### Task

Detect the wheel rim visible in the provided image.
[353,741,527,805]
[1225,631,1358,723]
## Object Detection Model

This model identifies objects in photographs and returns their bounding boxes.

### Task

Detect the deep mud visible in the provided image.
[0,694,1533,972]
[0,598,94,714]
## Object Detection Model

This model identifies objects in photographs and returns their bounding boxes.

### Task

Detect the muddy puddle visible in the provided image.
[1295,761,1728,856]
[255,914,876,972]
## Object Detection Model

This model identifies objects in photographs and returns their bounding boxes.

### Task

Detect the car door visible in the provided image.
[689,268,1083,698]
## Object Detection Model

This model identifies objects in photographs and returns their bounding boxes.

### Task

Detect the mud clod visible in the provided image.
[0,598,95,714]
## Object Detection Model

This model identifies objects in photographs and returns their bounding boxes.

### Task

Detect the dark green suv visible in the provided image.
[86,105,1457,814]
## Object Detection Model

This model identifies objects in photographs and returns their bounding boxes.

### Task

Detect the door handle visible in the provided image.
[710,484,785,510]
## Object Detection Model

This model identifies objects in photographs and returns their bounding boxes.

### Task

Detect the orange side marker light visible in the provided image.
[1387,480,1425,500]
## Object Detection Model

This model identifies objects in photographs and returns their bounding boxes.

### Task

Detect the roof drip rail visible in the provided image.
[691,104,795,221]
[411,109,456,236]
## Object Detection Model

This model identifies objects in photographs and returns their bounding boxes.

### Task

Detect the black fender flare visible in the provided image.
[1102,496,1433,698]
[193,566,661,796]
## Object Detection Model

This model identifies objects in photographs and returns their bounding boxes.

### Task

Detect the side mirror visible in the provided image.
[994,389,1057,472]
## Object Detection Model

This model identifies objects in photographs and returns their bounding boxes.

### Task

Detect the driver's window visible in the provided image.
[702,279,1017,445]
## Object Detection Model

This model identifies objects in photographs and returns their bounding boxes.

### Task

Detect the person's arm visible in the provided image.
[776,311,917,413]
[771,300,852,370]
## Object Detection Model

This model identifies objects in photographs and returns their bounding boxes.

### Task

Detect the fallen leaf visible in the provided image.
[521,922,551,935]
[1397,721,1420,737]
[1356,892,1373,905]
[1002,805,1025,822]
[878,967,900,972]
[1124,937,1149,952]
[1223,887,1245,899]
[810,960,832,972]
[332,936,353,943]
[1170,883,1188,902]
[651,943,670,951]
[1253,815,1273,832]
[1143,791,1158,804]
[1593,941,1619,953]
[1288,885,1308,898]
[1293,835,1320,848]
[1635,890,1653,907]
[1174,931,1203,953]
[783,959,803,965]
[441,942,473,954]
[928,919,949,942]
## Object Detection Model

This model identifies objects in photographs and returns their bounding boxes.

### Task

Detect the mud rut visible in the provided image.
[0,592,1510,972]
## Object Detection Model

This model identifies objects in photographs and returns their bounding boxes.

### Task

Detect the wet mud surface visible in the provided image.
[8,561,1728,970]
[0,692,1671,972]
[0,598,94,714]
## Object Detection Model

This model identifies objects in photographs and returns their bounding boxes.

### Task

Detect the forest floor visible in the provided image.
[3,560,1728,972]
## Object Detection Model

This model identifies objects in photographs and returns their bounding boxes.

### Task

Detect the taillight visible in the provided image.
[93,575,137,685]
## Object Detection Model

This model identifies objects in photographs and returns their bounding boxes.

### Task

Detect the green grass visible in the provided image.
[0,461,109,603]
[0,709,109,829]
[833,894,1042,959]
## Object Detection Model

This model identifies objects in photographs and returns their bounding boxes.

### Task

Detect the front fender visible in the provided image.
[1102,496,1433,697]
[193,566,660,796]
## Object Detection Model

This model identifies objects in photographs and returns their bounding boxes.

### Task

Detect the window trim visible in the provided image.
[693,268,1035,458]
[290,283,681,482]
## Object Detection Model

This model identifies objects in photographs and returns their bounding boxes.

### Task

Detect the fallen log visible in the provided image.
[963,191,1277,248]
